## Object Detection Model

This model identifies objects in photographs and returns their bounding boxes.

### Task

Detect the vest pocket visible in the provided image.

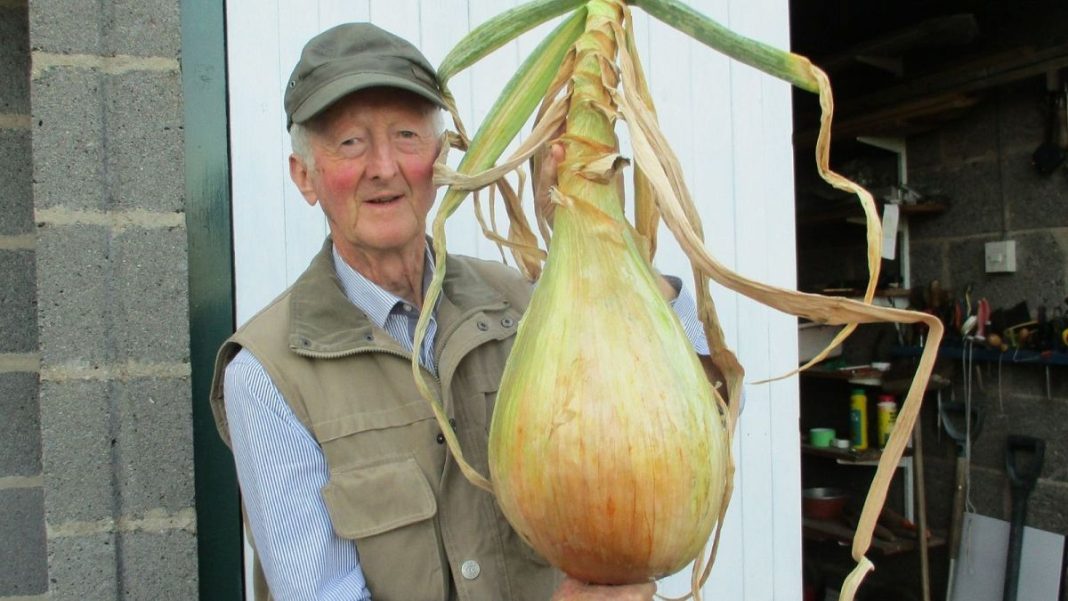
[322,457,447,601]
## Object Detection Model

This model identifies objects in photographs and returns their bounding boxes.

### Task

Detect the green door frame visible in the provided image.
[182,0,243,599]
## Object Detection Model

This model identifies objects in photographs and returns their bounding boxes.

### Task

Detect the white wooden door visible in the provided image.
[225,1,801,598]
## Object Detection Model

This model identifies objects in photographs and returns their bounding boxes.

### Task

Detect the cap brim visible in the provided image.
[290,72,446,126]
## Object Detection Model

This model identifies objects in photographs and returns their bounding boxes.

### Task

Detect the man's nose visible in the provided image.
[366,142,398,179]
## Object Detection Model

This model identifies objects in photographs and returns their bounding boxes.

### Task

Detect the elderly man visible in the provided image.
[211,22,714,601]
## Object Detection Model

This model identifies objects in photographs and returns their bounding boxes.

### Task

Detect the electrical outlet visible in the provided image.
[985,240,1017,273]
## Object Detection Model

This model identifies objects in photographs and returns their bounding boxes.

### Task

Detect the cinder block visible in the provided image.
[906,130,942,171]
[0,488,47,595]
[941,232,1065,312]
[104,70,184,214]
[112,226,190,363]
[906,239,945,289]
[0,4,30,114]
[120,530,197,600]
[28,0,102,56]
[39,379,114,523]
[995,80,1048,153]
[36,224,111,366]
[29,0,179,57]
[956,391,1068,482]
[1029,479,1068,534]
[910,160,1003,240]
[37,224,192,366]
[1003,148,1068,230]
[31,68,107,211]
[116,377,194,514]
[996,362,1068,404]
[0,249,38,354]
[0,372,41,476]
[46,532,118,601]
[935,98,998,165]
[0,128,34,235]
[959,466,1010,522]
[32,68,185,213]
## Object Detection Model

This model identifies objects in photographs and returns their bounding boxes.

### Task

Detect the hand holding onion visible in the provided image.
[550,577,656,601]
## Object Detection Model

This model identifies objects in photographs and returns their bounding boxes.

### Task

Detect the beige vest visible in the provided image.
[210,240,562,601]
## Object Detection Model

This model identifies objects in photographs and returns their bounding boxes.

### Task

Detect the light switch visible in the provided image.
[984,240,1016,273]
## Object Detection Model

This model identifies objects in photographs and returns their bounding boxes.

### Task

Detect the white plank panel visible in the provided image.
[278,2,329,286]
[227,0,288,325]
[319,0,370,24]
[465,0,522,261]
[645,3,693,284]
[225,2,801,599]
[417,2,478,259]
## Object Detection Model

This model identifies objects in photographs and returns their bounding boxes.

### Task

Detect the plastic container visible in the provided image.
[801,487,850,520]
[876,395,898,448]
[809,427,835,447]
[849,388,869,450]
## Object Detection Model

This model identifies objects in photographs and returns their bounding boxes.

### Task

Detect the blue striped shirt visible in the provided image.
[223,247,709,600]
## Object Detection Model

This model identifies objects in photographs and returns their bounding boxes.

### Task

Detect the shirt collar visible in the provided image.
[331,242,436,328]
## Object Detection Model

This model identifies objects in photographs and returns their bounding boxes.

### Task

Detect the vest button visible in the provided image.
[476,321,489,331]
[460,559,481,580]
[436,432,445,444]
[501,318,514,328]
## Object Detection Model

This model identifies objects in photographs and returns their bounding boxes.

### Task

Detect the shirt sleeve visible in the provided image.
[224,349,372,601]
[666,275,711,356]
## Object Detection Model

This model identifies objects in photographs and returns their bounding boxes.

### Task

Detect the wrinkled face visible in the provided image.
[290,88,440,259]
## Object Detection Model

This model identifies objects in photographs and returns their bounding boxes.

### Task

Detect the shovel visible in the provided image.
[1003,435,1045,601]
[941,401,984,601]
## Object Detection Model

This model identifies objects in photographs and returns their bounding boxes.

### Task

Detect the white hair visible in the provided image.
[289,101,446,171]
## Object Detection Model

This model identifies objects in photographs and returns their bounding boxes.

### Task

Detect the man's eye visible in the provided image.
[398,130,417,139]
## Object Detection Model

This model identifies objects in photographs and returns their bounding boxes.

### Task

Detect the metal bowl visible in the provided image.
[802,487,850,520]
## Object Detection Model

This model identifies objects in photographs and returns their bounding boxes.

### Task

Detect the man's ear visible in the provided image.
[289,154,319,206]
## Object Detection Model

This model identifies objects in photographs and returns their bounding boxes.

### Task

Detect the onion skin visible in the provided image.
[488,131,729,583]
[488,0,729,585]
[488,194,729,584]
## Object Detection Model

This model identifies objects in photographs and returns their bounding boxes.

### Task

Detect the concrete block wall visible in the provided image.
[0,0,48,598]
[13,0,200,598]
[907,77,1068,540]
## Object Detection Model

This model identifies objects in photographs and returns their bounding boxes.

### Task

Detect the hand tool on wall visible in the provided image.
[1003,435,1046,601]
[941,401,984,601]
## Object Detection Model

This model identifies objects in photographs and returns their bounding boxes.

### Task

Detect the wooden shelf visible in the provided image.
[800,366,953,392]
[797,201,946,226]
[801,444,910,464]
[893,345,1068,367]
[803,517,945,556]
[802,366,886,382]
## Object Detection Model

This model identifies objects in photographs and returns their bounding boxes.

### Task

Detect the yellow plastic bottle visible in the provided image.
[849,389,869,450]
[877,394,898,448]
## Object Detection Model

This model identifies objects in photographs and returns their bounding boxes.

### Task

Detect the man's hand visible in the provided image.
[533,141,565,229]
[550,577,656,601]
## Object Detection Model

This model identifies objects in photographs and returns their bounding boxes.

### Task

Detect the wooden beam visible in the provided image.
[795,42,1068,143]
[818,14,980,74]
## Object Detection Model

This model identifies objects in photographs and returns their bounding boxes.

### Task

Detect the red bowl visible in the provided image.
[802,487,849,520]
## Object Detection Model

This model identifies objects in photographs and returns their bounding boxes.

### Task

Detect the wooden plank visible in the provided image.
[227,0,288,325]
[818,14,979,74]
[761,11,804,598]
[279,1,329,286]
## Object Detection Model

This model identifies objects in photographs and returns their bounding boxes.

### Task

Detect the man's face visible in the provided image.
[290,88,440,260]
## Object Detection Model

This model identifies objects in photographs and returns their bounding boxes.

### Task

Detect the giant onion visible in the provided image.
[411,1,945,599]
